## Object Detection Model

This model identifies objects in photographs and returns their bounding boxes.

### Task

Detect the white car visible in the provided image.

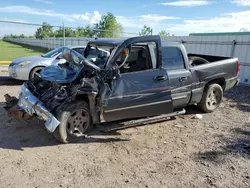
[8,46,109,80]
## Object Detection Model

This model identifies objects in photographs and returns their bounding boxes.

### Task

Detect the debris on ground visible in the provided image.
[193,114,203,119]
[174,123,185,128]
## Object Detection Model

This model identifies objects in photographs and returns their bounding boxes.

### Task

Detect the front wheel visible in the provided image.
[198,83,223,113]
[53,101,93,143]
[29,66,44,80]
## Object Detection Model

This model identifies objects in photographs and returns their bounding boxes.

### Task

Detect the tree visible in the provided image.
[76,26,85,37]
[158,30,175,36]
[3,34,31,38]
[84,25,96,37]
[54,27,76,38]
[139,25,153,36]
[35,22,54,39]
[76,25,95,37]
[94,12,123,38]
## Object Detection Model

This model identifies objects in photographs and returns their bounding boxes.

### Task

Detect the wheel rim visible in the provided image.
[66,109,89,137]
[32,69,42,79]
[207,89,221,110]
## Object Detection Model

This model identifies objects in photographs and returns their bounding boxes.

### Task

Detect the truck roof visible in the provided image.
[88,38,128,46]
[89,37,183,47]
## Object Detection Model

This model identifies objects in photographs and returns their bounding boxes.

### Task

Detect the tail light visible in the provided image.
[236,61,240,76]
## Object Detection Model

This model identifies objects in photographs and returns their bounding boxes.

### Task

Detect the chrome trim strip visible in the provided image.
[104,99,172,113]
[172,95,188,100]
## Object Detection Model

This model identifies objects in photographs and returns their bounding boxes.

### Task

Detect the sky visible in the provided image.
[0,0,250,37]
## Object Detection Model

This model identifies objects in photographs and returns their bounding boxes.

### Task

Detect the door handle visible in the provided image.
[179,77,187,82]
[154,75,167,81]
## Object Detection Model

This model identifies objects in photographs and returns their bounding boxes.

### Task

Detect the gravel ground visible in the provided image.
[0,69,249,188]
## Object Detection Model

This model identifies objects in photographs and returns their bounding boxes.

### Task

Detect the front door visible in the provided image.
[103,68,173,122]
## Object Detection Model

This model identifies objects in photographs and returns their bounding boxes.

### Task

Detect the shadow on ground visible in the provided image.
[0,100,206,151]
[194,123,250,164]
[224,85,250,112]
[0,76,24,86]
[0,103,129,151]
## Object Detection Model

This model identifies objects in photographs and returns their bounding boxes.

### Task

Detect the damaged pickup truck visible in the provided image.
[4,35,240,143]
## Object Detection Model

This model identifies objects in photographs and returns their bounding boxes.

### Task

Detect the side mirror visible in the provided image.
[105,64,120,80]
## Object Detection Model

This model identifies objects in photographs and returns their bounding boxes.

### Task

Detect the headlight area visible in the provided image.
[15,61,31,68]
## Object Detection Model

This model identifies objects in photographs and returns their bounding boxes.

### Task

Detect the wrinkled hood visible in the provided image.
[11,55,53,64]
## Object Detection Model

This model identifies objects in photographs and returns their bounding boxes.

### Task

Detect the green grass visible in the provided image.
[0,40,48,61]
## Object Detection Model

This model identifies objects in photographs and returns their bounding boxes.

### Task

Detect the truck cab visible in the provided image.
[88,36,175,122]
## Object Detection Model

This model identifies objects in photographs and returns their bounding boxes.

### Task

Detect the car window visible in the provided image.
[42,47,62,58]
[126,51,138,62]
[162,47,185,70]
[87,48,100,58]
[73,48,85,55]
[119,48,150,73]
[87,48,108,59]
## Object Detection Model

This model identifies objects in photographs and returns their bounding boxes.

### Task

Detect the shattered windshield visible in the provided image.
[60,47,101,71]
[85,44,116,69]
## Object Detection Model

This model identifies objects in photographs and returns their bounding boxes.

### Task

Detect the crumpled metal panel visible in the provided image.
[40,65,80,83]
[18,84,60,132]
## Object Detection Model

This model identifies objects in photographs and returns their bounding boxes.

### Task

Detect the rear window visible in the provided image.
[162,47,185,70]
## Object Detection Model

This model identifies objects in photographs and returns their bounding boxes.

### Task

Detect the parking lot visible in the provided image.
[0,65,249,188]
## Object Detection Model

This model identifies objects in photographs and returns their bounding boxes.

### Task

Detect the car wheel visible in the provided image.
[53,101,93,143]
[29,66,44,80]
[198,83,223,113]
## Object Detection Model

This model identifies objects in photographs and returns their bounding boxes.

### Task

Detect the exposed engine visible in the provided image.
[25,79,75,112]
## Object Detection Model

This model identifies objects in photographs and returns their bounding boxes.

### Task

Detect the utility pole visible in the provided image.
[63,22,65,46]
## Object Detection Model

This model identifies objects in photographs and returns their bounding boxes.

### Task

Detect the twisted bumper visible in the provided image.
[18,84,60,132]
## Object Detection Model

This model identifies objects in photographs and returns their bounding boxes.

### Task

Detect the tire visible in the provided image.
[189,56,209,66]
[198,83,223,113]
[53,101,93,143]
[29,66,44,80]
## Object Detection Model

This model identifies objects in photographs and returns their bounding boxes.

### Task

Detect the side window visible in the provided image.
[88,48,100,57]
[162,47,185,70]
[73,48,85,55]
[100,51,108,57]
[119,47,150,73]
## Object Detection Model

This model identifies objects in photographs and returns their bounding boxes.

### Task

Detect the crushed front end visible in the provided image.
[3,46,114,135]
[4,83,61,132]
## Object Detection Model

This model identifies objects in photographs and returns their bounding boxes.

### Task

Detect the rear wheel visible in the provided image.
[53,101,93,143]
[29,66,44,80]
[198,83,223,113]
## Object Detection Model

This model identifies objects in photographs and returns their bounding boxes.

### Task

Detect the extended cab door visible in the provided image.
[103,38,173,122]
[161,46,192,108]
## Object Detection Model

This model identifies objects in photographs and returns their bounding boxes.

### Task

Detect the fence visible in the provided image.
[4,35,250,85]
[4,37,94,49]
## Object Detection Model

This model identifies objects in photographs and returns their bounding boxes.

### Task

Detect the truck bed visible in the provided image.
[188,53,232,62]
[188,54,239,82]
